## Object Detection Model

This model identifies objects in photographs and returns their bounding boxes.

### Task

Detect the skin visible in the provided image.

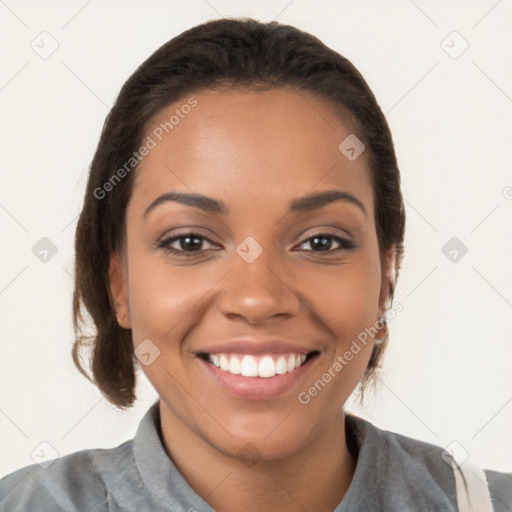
[109,88,394,512]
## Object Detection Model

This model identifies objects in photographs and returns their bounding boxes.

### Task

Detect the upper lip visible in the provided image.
[195,337,316,355]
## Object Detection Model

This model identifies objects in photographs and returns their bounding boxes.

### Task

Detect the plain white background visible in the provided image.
[0,0,511,478]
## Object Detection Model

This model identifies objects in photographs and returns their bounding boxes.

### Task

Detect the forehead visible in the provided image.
[131,88,374,219]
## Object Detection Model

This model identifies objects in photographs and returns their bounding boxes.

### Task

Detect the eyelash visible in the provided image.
[157,232,356,257]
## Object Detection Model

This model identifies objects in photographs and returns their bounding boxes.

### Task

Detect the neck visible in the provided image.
[159,406,357,512]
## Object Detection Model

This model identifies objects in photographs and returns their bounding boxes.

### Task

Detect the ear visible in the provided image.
[108,252,131,329]
[376,244,397,336]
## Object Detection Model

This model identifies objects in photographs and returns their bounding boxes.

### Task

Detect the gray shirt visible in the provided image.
[1,400,510,511]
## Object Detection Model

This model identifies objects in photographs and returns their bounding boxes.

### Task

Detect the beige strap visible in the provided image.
[449,456,494,512]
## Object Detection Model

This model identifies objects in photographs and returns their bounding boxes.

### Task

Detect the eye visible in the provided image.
[297,233,355,253]
[157,231,356,258]
[157,233,217,257]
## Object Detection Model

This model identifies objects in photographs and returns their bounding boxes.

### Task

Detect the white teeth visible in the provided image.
[258,356,275,378]
[228,356,241,374]
[275,356,287,375]
[207,352,308,378]
[240,355,258,377]
[219,354,229,371]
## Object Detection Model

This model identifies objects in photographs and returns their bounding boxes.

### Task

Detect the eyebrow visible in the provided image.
[143,189,367,219]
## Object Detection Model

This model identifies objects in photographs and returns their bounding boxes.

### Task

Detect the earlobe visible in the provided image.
[378,244,397,310]
[376,245,397,341]
[108,253,131,329]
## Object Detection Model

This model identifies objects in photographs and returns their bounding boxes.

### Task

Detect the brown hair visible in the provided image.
[72,17,405,409]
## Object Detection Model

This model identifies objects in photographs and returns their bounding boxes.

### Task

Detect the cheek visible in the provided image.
[127,259,215,345]
[305,253,382,341]
[126,256,218,407]
[304,248,382,385]
[294,257,381,413]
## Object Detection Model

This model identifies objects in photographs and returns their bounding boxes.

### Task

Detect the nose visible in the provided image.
[217,246,302,325]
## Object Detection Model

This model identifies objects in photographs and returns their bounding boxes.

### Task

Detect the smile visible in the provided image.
[206,352,308,378]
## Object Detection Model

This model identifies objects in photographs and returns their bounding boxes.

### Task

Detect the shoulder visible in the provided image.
[346,414,512,511]
[347,413,458,483]
[0,440,137,512]
[381,426,512,510]
[484,469,512,512]
[388,430,512,511]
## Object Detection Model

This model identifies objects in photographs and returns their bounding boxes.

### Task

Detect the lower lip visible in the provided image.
[198,356,317,400]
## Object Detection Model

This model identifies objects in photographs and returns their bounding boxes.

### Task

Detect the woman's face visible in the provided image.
[110,88,391,461]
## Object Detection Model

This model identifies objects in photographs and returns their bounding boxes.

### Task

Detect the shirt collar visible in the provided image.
[132,401,454,511]
[133,400,214,511]
[133,402,373,511]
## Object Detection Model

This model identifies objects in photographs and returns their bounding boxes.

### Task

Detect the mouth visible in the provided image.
[198,351,320,378]
[196,350,320,399]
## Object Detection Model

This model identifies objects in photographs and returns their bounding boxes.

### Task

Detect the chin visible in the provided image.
[212,432,310,465]
[205,410,324,463]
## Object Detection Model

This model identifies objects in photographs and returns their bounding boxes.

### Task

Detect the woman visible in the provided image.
[0,17,510,512]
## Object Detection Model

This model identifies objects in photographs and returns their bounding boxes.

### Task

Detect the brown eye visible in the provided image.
[297,233,355,253]
[158,233,217,257]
